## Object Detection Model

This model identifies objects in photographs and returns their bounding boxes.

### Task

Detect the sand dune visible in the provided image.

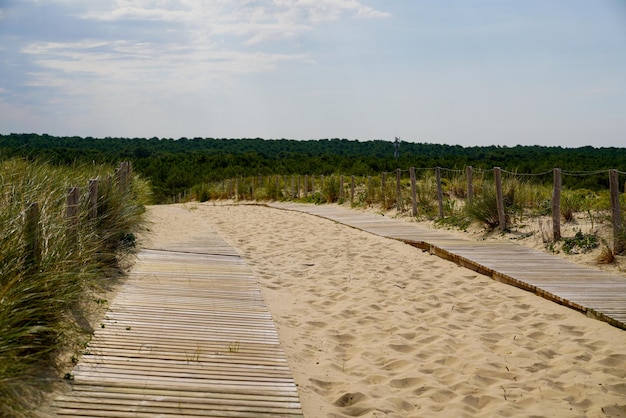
[144,203,626,418]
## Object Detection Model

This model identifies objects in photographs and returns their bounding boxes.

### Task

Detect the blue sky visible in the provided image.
[1,0,625,147]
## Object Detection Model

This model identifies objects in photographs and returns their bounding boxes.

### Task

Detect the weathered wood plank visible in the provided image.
[271,202,626,330]
[52,229,303,416]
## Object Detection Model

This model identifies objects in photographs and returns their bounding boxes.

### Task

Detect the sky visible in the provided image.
[1,0,625,147]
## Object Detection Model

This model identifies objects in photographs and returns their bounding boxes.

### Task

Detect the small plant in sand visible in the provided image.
[228,341,241,353]
[561,230,599,255]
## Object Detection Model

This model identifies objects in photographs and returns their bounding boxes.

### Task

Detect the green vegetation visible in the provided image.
[0,158,149,417]
[2,134,625,203]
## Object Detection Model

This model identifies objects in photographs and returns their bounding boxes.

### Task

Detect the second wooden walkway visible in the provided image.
[270,203,626,330]
[52,228,303,417]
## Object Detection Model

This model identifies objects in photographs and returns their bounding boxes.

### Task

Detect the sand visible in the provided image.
[143,202,626,418]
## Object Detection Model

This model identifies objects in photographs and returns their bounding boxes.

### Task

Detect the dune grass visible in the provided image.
[0,158,150,417]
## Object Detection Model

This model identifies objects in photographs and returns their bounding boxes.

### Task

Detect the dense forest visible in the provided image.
[2,133,625,202]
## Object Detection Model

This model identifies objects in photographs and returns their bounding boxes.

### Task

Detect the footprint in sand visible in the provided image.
[389,377,424,389]
[305,321,327,328]
[309,378,338,391]
[389,344,415,353]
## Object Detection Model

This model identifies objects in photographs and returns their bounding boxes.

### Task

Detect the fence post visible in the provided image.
[409,167,417,217]
[609,169,624,253]
[396,169,401,211]
[304,175,308,197]
[351,175,355,203]
[436,166,444,219]
[275,175,280,200]
[25,202,41,270]
[67,186,80,245]
[494,167,506,230]
[88,179,99,220]
[466,166,474,206]
[67,187,80,223]
[339,175,344,201]
[552,168,561,241]
[368,176,373,202]
[291,175,295,199]
[297,175,301,199]
[381,172,387,207]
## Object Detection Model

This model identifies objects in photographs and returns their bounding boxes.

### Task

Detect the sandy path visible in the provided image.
[142,203,626,418]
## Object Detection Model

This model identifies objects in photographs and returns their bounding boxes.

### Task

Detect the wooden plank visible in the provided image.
[53,236,303,416]
[271,202,626,330]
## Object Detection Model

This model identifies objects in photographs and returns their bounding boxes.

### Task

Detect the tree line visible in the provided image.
[2,133,625,203]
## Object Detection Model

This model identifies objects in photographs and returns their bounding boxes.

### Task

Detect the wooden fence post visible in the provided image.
[466,166,474,206]
[67,187,80,245]
[321,175,325,192]
[494,167,506,230]
[88,179,99,220]
[410,167,417,217]
[311,175,315,194]
[381,172,387,206]
[304,175,308,197]
[351,175,355,203]
[609,169,624,253]
[436,166,444,219]
[291,175,295,199]
[339,175,344,201]
[297,175,301,199]
[275,175,280,200]
[396,169,401,211]
[552,168,561,241]
[251,177,255,200]
[25,202,41,270]
[67,187,80,223]
[368,176,373,202]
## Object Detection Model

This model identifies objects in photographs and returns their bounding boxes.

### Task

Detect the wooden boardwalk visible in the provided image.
[52,230,303,417]
[270,203,626,330]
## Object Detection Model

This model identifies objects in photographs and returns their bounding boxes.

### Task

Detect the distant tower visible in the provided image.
[393,137,400,159]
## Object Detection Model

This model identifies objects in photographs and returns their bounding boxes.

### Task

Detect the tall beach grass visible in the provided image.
[0,158,150,416]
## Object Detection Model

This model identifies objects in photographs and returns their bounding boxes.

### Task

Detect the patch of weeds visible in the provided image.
[561,230,599,254]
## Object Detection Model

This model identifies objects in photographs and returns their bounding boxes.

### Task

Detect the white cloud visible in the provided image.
[17,0,390,94]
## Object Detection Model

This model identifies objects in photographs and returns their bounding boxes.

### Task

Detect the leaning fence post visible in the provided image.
[466,166,474,206]
[396,169,402,211]
[88,179,99,220]
[436,166,444,219]
[609,169,624,253]
[552,168,562,241]
[25,202,41,270]
[494,167,506,230]
[409,167,417,217]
